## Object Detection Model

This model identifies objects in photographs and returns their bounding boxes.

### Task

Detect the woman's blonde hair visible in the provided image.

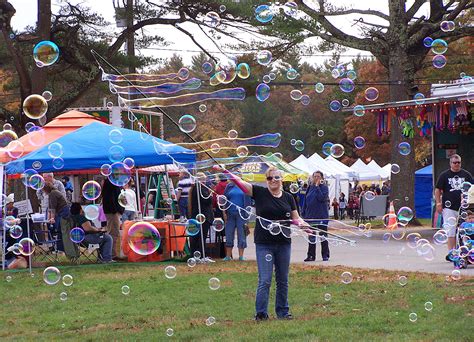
[265,166,282,178]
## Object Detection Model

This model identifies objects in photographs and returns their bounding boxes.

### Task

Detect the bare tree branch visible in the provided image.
[322,8,390,21]
[174,24,218,63]
[405,0,428,22]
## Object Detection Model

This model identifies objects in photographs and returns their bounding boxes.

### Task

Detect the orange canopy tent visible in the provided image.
[0,110,105,163]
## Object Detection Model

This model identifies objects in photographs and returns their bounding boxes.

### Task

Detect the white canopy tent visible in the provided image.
[367,160,390,180]
[351,159,382,181]
[382,163,392,180]
[325,156,358,180]
[307,153,351,179]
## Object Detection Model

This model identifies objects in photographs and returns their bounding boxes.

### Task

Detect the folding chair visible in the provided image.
[75,240,100,264]
[33,229,61,263]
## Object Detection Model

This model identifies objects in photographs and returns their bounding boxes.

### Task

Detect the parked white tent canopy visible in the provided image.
[382,163,392,180]
[367,160,390,180]
[351,159,382,181]
[289,155,314,174]
[325,155,358,180]
[307,153,349,179]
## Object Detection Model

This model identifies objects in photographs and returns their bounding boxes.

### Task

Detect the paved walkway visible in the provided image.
[243,226,474,276]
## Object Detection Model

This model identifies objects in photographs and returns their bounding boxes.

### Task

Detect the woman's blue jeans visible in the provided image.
[255,243,291,318]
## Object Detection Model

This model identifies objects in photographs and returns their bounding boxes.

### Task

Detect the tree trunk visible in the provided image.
[387,45,417,215]
[31,0,51,94]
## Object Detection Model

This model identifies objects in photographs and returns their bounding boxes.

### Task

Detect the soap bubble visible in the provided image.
[330,144,345,158]
[339,78,355,93]
[440,20,455,32]
[121,285,130,295]
[33,40,60,66]
[100,164,112,177]
[346,70,357,80]
[432,55,447,69]
[354,136,365,149]
[414,93,426,105]
[391,164,400,174]
[60,292,68,301]
[290,90,303,101]
[208,277,221,290]
[255,4,273,23]
[193,251,201,259]
[315,82,325,93]
[341,271,353,284]
[237,63,250,79]
[423,37,433,47]
[228,129,238,139]
[409,312,417,322]
[0,130,18,148]
[29,174,45,190]
[204,11,221,27]
[108,146,125,163]
[177,67,189,80]
[18,238,35,256]
[206,316,216,326]
[108,162,131,187]
[43,266,61,285]
[256,50,272,66]
[445,200,451,208]
[128,221,161,255]
[236,145,249,157]
[187,257,197,267]
[324,293,332,301]
[364,191,376,201]
[286,68,298,80]
[289,183,299,194]
[322,142,333,156]
[317,130,324,137]
[202,62,213,74]
[164,265,177,279]
[431,39,448,55]
[329,100,341,112]
[451,269,461,280]
[178,114,196,133]
[84,204,100,221]
[424,301,433,311]
[265,254,272,262]
[300,95,311,106]
[364,87,379,101]
[5,275,12,282]
[52,157,64,170]
[353,105,365,117]
[342,99,350,107]
[210,143,221,153]
[109,129,123,144]
[397,207,414,224]
[212,218,225,232]
[123,157,135,169]
[196,213,206,224]
[256,83,271,102]
[186,219,201,236]
[42,90,52,101]
[23,94,48,119]
[398,275,408,286]
[433,230,448,245]
[294,140,304,151]
[283,1,298,16]
[69,227,85,243]
[398,142,411,156]
[166,328,174,337]
[82,181,101,200]
[9,225,23,239]
[62,274,74,287]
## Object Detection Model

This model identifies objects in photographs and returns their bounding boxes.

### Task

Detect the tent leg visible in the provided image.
[24,182,32,274]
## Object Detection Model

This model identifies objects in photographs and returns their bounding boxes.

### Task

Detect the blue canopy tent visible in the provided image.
[5,121,195,174]
[415,164,433,219]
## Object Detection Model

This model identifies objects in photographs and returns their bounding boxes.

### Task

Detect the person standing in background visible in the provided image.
[435,154,473,260]
[101,178,125,260]
[338,192,347,220]
[62,176,74,203]
[176,171,193,220]
[36,173,66,213]
[121,181,138,222]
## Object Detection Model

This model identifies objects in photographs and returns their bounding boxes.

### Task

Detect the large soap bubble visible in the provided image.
[255,4,273,23]
[23,94,48,119]
[33,40,60,67]
[256,50,272,66]
[43,266,61,285]
[431,39,448,55]
[82,181,102,201]
[178,114,197,133]
[256,83,270,102]
[364,87,379,101]
[128,221,161,255]
[108,162,131,187]
[204,11,221,27]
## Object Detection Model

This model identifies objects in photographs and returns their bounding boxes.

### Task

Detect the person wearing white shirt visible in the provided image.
[121,182,138,221]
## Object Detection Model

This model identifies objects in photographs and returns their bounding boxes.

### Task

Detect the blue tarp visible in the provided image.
[415,164,432,219]
[6,122,195,174]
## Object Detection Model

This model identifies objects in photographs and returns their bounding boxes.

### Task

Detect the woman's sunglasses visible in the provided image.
[266,176,282,181]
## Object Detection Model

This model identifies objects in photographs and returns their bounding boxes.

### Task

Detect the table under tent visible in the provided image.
[2,119,195,270]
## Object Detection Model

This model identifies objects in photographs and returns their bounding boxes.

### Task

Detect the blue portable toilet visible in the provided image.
[415,165,433,219]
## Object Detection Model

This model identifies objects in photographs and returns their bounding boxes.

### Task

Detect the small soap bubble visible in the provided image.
[265,254,272,262]
[409,312,417,322]
[206,316,216,326]
[43,266,61,285]
[341,271,353,284]
[324,293,332,301]
[398,275,408,286]
[209,277,221,290]
[424,301,433,311]
[122,285,130,295]
[60,292,68,301]
[62,274,74,287]
[187,258,197,267]
[166,328,174,336]
[165,266,177,279]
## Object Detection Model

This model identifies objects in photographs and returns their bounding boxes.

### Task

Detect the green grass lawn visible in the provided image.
[1,261,472,341]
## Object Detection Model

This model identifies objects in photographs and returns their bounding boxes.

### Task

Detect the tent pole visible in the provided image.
[1,165,6,271]
[195,181,206,260]
[24,180,32,274]
[134,169,141,219]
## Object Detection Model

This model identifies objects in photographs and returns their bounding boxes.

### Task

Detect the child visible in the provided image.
[331,197,339,220]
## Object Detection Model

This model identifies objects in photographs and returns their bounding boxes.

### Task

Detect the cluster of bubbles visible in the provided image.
[254,2,298,24]
[290,138,305,152]
[423,22,452,69]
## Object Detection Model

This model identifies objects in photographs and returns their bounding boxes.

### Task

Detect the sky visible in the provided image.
[8,0,428,67]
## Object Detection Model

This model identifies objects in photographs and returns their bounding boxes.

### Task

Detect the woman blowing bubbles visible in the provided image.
[215,165,309,321]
